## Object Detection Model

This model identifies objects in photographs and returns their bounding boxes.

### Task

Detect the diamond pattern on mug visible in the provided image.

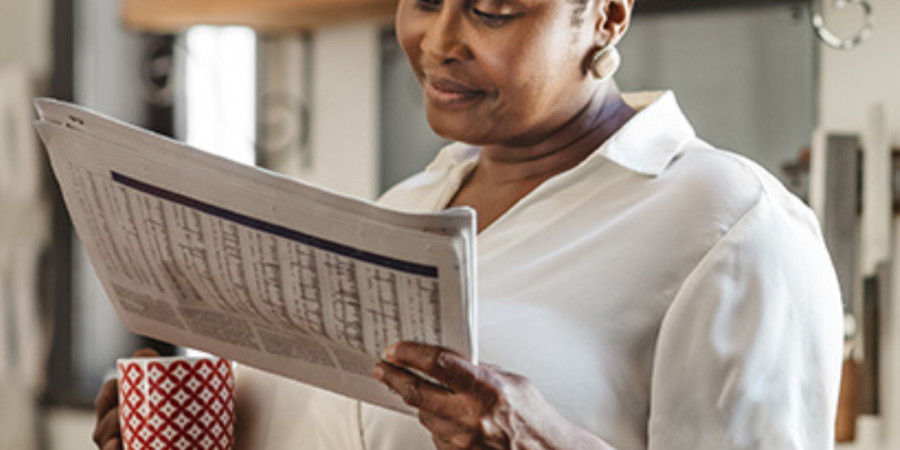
[187,401,203,416]
[160,425,177,440]
[119,359,234,450]
[188,424,203,439]
[147,414,164,429]
[173,413,190,428]
[160,402,176,416]
[175,437,191,450]
[186,377,202,391]
[173,390,190,404]
[162,377,176,390]
[199,388,214,403]
[150,437,166,450]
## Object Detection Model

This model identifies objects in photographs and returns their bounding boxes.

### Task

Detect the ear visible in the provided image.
[593,0,634,47]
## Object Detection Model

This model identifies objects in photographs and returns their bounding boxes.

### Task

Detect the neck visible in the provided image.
[476,82,635,185]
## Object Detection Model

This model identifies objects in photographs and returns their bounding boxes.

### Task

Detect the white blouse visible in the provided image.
[234,92,844,450]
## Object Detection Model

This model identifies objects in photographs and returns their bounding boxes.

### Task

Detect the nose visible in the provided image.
[420,8,470,63]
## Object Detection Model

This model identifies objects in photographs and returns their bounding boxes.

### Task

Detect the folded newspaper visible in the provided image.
[34,98,477,414]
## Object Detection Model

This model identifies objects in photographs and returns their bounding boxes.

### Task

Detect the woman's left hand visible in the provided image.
[373,341,611,450]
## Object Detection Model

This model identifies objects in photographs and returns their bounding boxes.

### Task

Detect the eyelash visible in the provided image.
[472,8,515,25]
[414,0,517,26]
[416,0,441,10]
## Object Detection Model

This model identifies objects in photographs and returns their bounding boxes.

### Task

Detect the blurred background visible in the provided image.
[0,0,898,448]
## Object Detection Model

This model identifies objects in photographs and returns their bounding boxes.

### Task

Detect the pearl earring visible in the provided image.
[590,46,621,82]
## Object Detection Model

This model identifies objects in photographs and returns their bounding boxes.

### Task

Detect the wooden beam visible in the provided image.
[122,0,398,33]
[122,0,809,33]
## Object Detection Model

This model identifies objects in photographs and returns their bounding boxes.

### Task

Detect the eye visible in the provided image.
[472,8,516,25]
[416,0,442,11]
[470,1,520,26]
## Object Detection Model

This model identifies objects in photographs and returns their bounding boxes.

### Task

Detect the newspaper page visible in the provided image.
[34,98,477,414]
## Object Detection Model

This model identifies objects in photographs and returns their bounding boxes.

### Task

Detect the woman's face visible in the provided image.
[396,0,600,147]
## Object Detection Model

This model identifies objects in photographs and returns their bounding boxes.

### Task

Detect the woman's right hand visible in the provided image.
[92,348,160,450]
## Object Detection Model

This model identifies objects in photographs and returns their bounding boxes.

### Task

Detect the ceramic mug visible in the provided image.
[118,356,235,450]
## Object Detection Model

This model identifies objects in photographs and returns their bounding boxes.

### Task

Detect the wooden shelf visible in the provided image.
[122,0,399,33]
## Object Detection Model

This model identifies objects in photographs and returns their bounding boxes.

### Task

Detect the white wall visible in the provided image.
[258,24,382,200]
[820,0,900,449]
[0,0,50,78]
[619,6,816,178]
[0,2,53,450]
[304,22,382,200]
[819,0,900,138]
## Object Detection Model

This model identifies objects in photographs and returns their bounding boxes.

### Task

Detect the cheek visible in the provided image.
[477,41,559,103]
[395,5,423,75]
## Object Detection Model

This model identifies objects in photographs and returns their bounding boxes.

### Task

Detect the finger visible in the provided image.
[419,410,479,448]
[385,342,460,375]
[416,387,481,427]
[132,347,160,358]
[385,342,479,392]
[93,407,121,447]
[94,379,119,421]
[375,362,481,420]
[432,433,470,450]
[428,351,484,395]
[102,437,122,450]
[374,361,453,410]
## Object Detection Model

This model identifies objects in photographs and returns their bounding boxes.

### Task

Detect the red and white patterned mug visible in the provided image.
[118,356,235,450]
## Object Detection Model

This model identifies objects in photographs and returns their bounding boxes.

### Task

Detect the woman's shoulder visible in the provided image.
[662,137,819,238]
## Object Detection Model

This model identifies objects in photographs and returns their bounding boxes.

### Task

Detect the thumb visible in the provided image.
[131,348,161,358]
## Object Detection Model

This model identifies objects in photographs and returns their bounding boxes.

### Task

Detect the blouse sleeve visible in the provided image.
[648,190,844,449]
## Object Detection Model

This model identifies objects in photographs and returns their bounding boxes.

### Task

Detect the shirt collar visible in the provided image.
[590,90,696,177]
[441,90,695,178]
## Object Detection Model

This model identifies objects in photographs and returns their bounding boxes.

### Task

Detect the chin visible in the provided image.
[425,111,489,145]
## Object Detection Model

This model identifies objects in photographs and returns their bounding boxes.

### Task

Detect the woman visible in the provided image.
[94,0,844,448]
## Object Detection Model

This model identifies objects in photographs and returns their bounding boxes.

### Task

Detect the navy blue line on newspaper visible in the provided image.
[111,171,438,278]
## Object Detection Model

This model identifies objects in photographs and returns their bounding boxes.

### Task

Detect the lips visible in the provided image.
[424,75,486,108]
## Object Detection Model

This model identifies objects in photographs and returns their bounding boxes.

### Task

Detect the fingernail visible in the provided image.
[372,365,384,380]
[385,344,396,360]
